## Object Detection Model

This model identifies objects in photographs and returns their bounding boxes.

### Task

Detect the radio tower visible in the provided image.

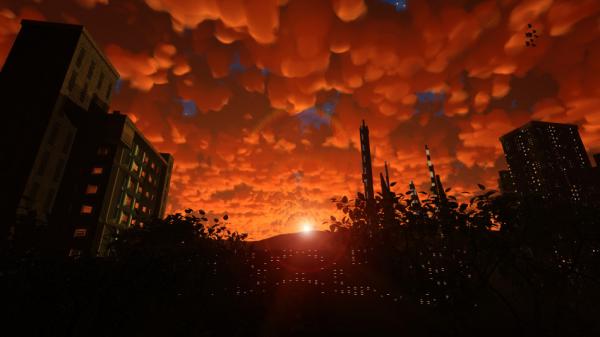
[425,145,447,204]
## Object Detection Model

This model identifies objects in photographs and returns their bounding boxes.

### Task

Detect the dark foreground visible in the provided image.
[3,230,599,337]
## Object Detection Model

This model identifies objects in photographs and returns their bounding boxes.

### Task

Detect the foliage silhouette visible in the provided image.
[326,184,600,335]
[2,191,600,336]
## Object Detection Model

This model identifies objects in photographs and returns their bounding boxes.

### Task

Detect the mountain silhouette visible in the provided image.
[251,230,349,252]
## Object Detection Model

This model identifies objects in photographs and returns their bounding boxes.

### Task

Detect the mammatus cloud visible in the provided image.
[1,0,599,239]
[75,0,109,9]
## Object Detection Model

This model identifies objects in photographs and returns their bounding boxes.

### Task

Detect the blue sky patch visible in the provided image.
[177,98,198,117]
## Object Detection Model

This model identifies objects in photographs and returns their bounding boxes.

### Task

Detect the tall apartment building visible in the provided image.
[0,20,118,241]
[499,121,598,204]
[0,20,173,256]
[52,111,173,257]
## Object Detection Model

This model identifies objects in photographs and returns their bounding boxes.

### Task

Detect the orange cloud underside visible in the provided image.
[1,0,599,239]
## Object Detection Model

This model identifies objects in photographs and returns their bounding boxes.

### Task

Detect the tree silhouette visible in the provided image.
[326,184,600,335]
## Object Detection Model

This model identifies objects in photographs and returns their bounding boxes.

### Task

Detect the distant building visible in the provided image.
[52,111,173,257]
[499,121,599,204]
[0,20,118,240]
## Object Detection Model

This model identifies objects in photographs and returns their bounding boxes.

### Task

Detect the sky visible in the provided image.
[1,0,599,239]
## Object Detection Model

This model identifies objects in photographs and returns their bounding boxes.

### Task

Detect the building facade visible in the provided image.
[53,111,173,257]
[499,121,597,204]
[0,20,173,256]
[0,20,119,242]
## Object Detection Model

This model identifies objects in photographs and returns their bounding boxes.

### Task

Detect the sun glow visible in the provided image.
[301,221,313,233]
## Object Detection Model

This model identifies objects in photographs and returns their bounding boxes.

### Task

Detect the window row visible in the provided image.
[71,48,111,100]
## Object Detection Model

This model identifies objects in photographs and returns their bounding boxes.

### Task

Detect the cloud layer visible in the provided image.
[1,0,599,239]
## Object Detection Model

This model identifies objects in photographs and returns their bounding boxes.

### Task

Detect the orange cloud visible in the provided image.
[75,0,109,9]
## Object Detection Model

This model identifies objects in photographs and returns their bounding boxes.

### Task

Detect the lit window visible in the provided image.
[134,201,140,210]
[131,162,140,173]
[92,167,103,175]
[119,211,129,225]
[85,185,98,194]
[151,162,155,170]
[73,228,87,237]
[141,171,146,178]
[137,186,143,194]
[142,206,147,213]
[123,194,133,207]
[80,205,93,214]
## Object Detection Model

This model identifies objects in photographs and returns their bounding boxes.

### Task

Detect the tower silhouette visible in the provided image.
[379,162,396,227]
[424,145,447,204]
[360,120,375,203]
[409,180,421,207]
[359,120,376,227]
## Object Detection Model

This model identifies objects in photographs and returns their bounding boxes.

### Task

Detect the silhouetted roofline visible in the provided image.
[20,19,120,79]
[499,120,579,141]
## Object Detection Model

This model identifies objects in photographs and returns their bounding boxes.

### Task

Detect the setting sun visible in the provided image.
[301,222,313,233]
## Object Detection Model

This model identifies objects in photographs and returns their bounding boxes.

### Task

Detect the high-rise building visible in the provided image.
[0,20,173,256]
[499,121,596,204]
[0,20,119,241]
[52,111,173,257]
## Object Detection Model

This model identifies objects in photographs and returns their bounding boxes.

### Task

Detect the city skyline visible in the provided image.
[1,0,599,240]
